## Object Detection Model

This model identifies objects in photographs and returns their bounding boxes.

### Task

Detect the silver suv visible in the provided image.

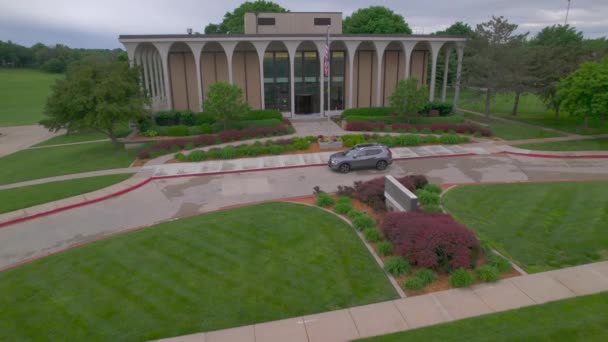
[328,143,393,173]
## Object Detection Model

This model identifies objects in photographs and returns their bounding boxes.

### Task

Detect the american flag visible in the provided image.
[323,26,330,77]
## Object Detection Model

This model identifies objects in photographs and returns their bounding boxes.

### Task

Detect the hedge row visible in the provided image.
[340,102,453,119]
[341,133,470,148]
[137,125,292,159]
[147,119,284,137]
[346,121,492,136]
[175,137,315,162]
[345,115,464,125]
[147,109,283,128]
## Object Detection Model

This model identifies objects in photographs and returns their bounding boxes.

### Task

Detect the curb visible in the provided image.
[0,152,478,229]
[500,150,608,159]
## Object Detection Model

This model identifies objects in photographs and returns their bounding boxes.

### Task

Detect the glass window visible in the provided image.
[257,17,275,25]
[263,51,290,112]
[314,18,331,25]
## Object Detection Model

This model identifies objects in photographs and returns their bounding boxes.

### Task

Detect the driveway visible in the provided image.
[2,154,608,270]
[0,125,60,157]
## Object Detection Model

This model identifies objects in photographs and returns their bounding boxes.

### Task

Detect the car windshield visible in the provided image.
[345,147,359,156]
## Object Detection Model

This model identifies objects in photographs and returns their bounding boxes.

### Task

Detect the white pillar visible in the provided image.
[373,41,389,107]
[186,42,205,111]
[441,49,452,102]
[220,41,238,85]
[252,41,270,110]
[122,42,138,67]
[314,41,326,115]
[154,42,173,110]
[153,52,162,105]
[285,41,299,117]
[144,50,156,99]
[453,44,464,110]
[345,41,359,109]
[402,41,416,79]
[429,41,445,102]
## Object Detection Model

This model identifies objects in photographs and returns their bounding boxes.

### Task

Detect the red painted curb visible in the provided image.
[501,151,608,159]
[0,152,477,229]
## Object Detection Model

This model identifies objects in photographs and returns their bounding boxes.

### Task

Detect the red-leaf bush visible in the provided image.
[382,211,480,271]
[353,175,428,211]
[348,121,492,136]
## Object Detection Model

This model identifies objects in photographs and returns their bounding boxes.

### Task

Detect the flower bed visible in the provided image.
[173,137,316,162]
[317,135,344,149]
[345,120,492,136]
[310,177,520,296]
[136,125,293,159]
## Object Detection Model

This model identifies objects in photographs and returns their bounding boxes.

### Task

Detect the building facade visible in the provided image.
[119,12,466,117]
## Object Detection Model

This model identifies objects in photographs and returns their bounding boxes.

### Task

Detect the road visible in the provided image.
[1,154,608,270]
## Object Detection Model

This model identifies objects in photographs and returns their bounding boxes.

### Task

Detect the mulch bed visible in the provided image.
[289,194,523,297]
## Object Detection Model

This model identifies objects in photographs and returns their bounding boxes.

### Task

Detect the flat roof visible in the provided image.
[119,33,467,40]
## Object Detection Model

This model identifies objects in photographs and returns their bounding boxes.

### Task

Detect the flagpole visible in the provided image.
[327,25,331,115]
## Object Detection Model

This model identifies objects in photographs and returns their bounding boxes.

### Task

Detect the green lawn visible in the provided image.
[0,174,132,214]
[0,202,397,341]
[464,113,562,140]
[0,68,61,126]
[456,88,608,135]
[443,182,608,273]
[0,142,136,185]
[516,138,608,151]
[360,292,608,342]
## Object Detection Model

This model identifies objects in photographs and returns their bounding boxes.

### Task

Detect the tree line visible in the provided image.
[0,40,125,73]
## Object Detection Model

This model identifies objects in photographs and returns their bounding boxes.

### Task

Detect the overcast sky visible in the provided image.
[0,0,606,49]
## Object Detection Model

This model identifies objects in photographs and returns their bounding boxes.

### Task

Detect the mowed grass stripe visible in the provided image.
[0,202,396,341]
[443,182,608,272]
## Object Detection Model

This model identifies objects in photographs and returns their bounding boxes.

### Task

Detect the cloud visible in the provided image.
[0,0,606,48]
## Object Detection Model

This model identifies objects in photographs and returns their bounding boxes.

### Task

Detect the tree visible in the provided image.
[389,78,428,117]
[203,82,249,129]
[557,58,608,129]
[435,21,473,36]
[343,6,411,34]
[204,1,287,34]
[529,25,584,119]
[433,22,474,91]
[463,16,528,116]
[41,61,147,146]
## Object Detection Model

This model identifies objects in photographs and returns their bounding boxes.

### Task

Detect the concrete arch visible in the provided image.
[167,42,199,111]
[352,41,379,108]
[134,43,165,110]
[200,42,229,103]
[436,42,457,102]
[295,40,322,114]
[263,41,292,114]
[232,41,262,108]
[327,40,348,110]
[381,41,407,106]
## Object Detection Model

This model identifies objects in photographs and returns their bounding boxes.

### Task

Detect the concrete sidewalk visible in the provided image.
[0,167,141,191]
[141,144,490,178]
[156,261,608,342]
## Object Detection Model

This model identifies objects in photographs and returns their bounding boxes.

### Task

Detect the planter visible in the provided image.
[318,139,344,150]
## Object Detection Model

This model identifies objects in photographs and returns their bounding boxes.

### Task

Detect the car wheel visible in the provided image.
[376,160,388,170]
[339,163,351,173]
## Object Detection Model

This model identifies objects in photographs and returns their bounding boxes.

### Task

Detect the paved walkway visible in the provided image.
[0,167,141,191]
[156,261,608,342]
[0,125,62,157]
[142,144,489,178]
[459,108,577,137]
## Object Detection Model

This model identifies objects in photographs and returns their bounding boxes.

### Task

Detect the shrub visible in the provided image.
[174,152,186,161]
[334,203,353,215]
[167,125,190,136]
[137,149,150,159]
[341,134,367,147]
[236,119,282,128]
[316,192,335,207]
[149,148,168,158]
[382,211,480,270]
[352,214,375,231]
[204,81,250,130]
[439,134,461,144]
[341,107,395,118]
[184,142,195,150]
[403,276,425,290]
[423,204,442,213]
[186,150,205,162]
[336,196,352,205]
[292,137,310,150]
[421,128,432,134]
[376,241,393,256]
[487,254,512,273]
[450,268,475,288]
[364,228,381,242]
[416,189,440,206]
[221,146,237,159]
[420,102,453,116]
[347,209,365,220]
[199,123,213,134]
[181,111,196,126]
[422,135,439,144]
[414,268,436,285]
[423,183,442,194]
[243,109,283,120]
[389,78,428,115]
[141,130,158,137]
[384,256,411,275]
[194,112,216,125]
[477,265,499,282]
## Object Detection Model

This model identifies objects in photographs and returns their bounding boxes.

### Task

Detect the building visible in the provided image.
[119,12,466,117]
